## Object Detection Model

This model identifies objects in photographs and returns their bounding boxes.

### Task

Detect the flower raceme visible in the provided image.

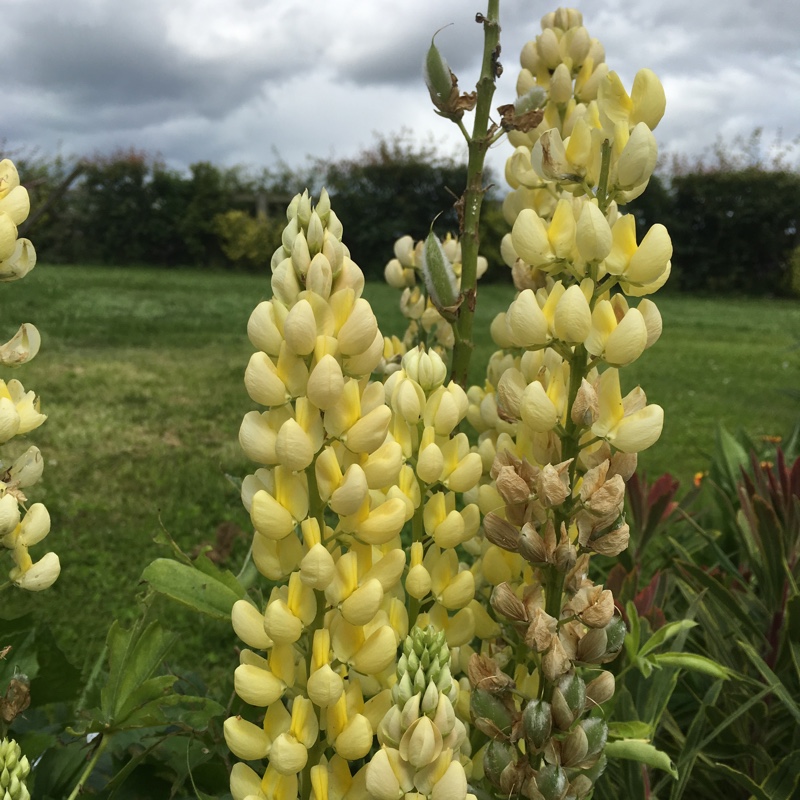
[227,6,672,799]
[228,191,485,799]
[0,159,58,594]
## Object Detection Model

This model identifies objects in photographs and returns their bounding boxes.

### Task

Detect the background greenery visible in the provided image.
[2,264,798,676]
[16,131,800,293]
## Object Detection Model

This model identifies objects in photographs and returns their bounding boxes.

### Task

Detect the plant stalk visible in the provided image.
[450,0,501,388]
[66,734,109,800]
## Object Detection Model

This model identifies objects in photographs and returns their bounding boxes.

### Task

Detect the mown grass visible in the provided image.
[2,264,798,673]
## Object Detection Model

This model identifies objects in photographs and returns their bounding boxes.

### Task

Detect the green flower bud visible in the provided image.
[0,739,30,800]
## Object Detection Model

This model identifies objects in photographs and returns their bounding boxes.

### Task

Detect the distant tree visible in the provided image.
[76,149,155,264]
[317,133,503,280]
[659,130,800,295]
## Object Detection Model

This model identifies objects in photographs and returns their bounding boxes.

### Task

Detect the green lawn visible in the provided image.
[2,264,798,671]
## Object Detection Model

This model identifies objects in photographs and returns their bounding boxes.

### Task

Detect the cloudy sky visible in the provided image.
[4,0,800,181]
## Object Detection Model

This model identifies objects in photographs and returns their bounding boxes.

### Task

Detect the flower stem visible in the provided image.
[450,0,501,388]
[66,734,108,800]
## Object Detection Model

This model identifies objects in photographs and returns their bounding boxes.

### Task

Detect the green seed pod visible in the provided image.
[535,764,567,800]
[471,688,515,737]
[577,627,608,663]
[604,616,627,655]
[561,725,589,767]
[484,739,517,786]
[581,717,609,760]
[522,699,552,750]
[570,774,594,799]
[422,230,459,318]
[585,671,615,709]
[557,673,586,720]
[582,752,608,784]
[424,35,458,112]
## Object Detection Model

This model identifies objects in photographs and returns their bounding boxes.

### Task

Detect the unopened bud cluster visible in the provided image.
[365,627,475,800]
[0,738,30,800]
[0,159,59,593]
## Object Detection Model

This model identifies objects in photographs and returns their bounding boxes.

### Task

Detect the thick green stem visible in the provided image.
[67,734,109,800]
[450,0,501,388]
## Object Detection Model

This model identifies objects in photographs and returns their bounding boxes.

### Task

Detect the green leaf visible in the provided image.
[738,639,800,725]
[710,763,770,800]
[28,624,82,705]
[676,560,764,639]
[761,749,800,800]
[141,558,245,620]
[711,424,749,497]
[193,554,247,598]
[101,620,175,722]
[653,652,733,680]
[669,680,722,800]
[604,739,678,779]
[638,619,697,660]
[607,720,654,740]
[115,674,177,726]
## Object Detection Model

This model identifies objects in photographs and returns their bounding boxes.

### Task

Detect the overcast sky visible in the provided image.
[4,0,800,182]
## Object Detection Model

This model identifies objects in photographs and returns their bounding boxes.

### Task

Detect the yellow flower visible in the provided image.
[592,368,664,452]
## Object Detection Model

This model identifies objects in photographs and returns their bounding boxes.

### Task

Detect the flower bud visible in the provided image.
[576,201,612,262]
[554,284,591,344]
[231,600,271,649]
[223,716,270,761]
[338,299,379,356]
[283,299,317,356]
[512,210,555,270]
[230,762,263,800]
[12,552,60,591]
[506,289,549,347]
[520,381,558,432]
